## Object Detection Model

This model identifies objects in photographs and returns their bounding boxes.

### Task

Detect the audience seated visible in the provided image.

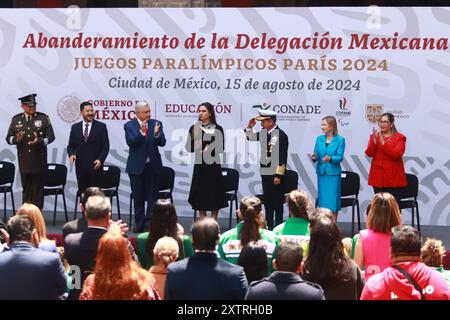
[354,193,402,280]
[149,236,179,299]
[0,215,67,299]
[218,196,278,270]
[62,187,105,238]
[80,226,159,300]
[237,242,269,284]
[165,218,248,300]
[64,195,135,300]
[16,203,57,253]
[273,189,311,249]
[421,238,450,286]
[302,212,364,300]
[137,199,193,269]
[361,225,450,300]
[245,241,324,300]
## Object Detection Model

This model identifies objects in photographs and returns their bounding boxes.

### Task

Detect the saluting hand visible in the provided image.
[247,118,256,129]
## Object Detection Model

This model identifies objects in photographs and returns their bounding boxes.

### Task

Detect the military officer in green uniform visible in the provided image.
[5,94,55,210]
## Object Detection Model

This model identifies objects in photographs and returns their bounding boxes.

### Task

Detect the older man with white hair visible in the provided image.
[124,101,166,233]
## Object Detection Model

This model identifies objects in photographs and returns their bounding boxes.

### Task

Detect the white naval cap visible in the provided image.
[254,107,277,121]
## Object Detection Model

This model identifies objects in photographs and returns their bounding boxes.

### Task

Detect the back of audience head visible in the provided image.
[153,236,179,269]
[309,207,335,225]
[80,187,105,213]
[147,199,180,261]
[237,242,269,283]
[16,203,48,243]
[287,189,311,220]
[274,241,304,273]
[92,229,148,299]
[367,192,402,233]
[191,218,220,251]
[7,215,36,245]
[304,214,352,287]
[85,196,111,223]
[391,225,421,260]
[238,196,263,246]
[421,238,446,268]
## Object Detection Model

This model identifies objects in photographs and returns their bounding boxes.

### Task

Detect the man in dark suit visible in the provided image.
[124,101,166,232]
[165,218,248,300]
[67,101,110,193]
[245,107,289,230]
[245,241,324,300]
[5,93,55,210]
[64,195,135,300]
[62,187,105,238]
[0,215,67,299]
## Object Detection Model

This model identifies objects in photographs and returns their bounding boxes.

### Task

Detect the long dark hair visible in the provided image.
[198,102,217,125]
[303,215,353,288]
[146,199,181,264]
[380,112,397,133]
[239,196,262,247]
[237,242,269,283]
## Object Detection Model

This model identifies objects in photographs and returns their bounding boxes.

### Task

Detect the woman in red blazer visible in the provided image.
[365,113,407,204]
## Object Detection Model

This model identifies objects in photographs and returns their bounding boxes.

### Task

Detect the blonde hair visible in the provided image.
[16,203,48,242]
[323,116,338,136]
[153,236,179,269]
[421,238,446,268]
[367,193,402,233]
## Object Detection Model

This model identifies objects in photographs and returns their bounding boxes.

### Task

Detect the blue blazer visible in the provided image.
[124,118,166,175]
[0,243,67,300]
[313,134,345,176]
[164,252,248,300]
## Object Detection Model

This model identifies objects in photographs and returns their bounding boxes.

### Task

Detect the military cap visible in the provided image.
[18,94,37,107]
[254,107,277,121]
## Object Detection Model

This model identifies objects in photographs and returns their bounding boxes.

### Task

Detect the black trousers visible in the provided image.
[21,172,44,210]
[75,165,102,194]
[373,187,403,207]
[261,174,284,230]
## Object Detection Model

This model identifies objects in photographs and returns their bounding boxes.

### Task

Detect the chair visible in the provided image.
[129,166,175,228]
[194,168,240,229]
[315,171,361,235]
[0,161,16,221]
[340,171,361,236]
[44,164,69,225]
[398,173,420,234]
[73,165,121,220]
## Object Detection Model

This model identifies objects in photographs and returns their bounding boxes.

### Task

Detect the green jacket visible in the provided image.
[273,217,310,255]
[137,232,194,269]
[218,222,278,272]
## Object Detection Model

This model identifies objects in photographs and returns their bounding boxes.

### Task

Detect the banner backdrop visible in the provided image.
[1,7,450,226]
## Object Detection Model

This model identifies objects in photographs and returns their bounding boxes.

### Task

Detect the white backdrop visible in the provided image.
[1,7,450,226]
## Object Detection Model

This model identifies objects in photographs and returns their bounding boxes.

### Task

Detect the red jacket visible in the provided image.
[365,132,407,188]
[361,261,450,300]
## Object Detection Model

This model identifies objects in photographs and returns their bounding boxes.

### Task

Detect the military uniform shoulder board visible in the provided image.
[13,113,23,119]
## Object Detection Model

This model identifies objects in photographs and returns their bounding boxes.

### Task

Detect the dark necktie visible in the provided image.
[84,123,89,142]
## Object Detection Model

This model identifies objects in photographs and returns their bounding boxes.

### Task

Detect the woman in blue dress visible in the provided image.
[311,116,346,216]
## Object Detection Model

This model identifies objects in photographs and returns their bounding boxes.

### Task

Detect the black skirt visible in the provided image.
[188,163,228,211]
